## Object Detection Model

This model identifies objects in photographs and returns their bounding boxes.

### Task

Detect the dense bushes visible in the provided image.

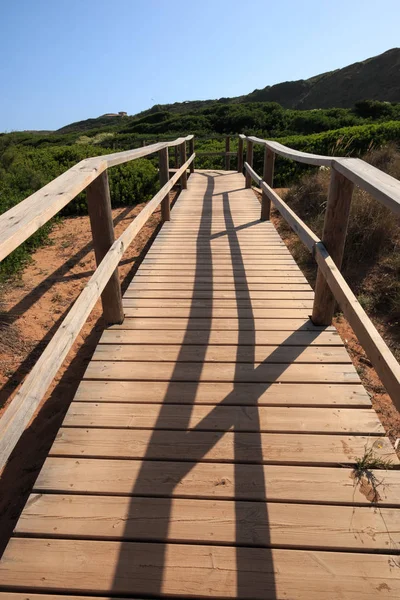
[0,144,158,280]
[1,98,399,281]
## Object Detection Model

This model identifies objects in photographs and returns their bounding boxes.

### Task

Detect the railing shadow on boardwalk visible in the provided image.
[112,173,322,599]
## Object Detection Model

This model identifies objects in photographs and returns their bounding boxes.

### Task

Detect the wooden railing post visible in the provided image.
[225,136,230,171]
[237,135,244,173]
[180,141,188,189]
[245,139,254,188]
[312,167,354,325]
[86,170,124,324]
[261,147,275,220]
[189,137,195,174]
[175,146,180,169]
[159,147,170,221]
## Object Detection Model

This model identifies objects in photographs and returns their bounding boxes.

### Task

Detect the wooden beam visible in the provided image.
[225,136,230,170]
[314,242,400,409]
[312,168,354,325]
[261,148,275,221]
[244,162,262,186]
[237,135,244,173]
[189,137,195,174]
[86,171,124,325]
[158,147,170,222]
[245,139,254,189]
[180,141,187,189]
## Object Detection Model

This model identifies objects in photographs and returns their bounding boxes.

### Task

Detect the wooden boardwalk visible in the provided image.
[1,170,400,599]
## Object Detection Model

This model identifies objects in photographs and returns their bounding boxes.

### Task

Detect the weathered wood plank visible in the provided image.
[50,428,397,465]
[63,403,382,434]
[122,308,312,318]
[74,381,370,407]
[35,457,398,504]
[92,343,350,363]
[109,318,334,330]
[83,360,359,383]
[1,539,399,599]
[16,494,399,551]
[122,298,314,308]
[99,329,343,347]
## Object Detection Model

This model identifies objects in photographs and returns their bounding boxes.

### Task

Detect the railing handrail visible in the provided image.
[0,135,194,263]
[0,136,195,470]
[246,135,400,215]
[241,133,400,410]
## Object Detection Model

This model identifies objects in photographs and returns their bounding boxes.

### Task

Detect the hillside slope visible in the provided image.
[248,48,400,109]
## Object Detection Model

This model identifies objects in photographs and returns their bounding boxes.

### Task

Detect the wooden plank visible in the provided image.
[127,282,313,291]
[50,428,398,465]
[137,265,302,272]
[122,299,313,308]
[124,290,315,299]
[84,360,359,383]
[35,457,398,504]
[63,404,382,434]
[110,318,333,330]
[92,343,350,363]
[132,277,309,284]
[2,538,400,598]
[74,381,370,407]
[99,329,343,346]
[15,494,399,551]
[122,308,312,319]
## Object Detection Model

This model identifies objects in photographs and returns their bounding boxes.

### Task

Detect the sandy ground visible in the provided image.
[0,185,399,556]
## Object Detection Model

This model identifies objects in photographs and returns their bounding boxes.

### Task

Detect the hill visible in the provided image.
[55,48,400,134]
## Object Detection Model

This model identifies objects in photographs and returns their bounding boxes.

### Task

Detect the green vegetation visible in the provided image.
[0,141,158,280]
[1,83,400,282]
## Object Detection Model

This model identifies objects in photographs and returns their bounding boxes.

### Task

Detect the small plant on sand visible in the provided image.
[353,446,393,503]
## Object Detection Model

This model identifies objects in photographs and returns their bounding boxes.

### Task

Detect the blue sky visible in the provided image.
[1,0,399,131]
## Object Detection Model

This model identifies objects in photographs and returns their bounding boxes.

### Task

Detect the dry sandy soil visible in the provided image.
[0,186,399,556]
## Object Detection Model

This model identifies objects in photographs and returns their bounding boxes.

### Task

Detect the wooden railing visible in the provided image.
[239,133,400,409]
[0,135,195,469]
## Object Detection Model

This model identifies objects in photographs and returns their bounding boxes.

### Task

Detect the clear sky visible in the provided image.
[1,0,399,132]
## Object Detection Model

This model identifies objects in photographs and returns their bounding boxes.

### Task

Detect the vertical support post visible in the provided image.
[225,136,230,171]
[180,141,187,189]
[245,139,254,189]
[175,146,179,169]
[237,136,244,173]
[86,170,124,324]
[261,147,275,221]
[312,168,354,325]
[159,147,170,222]
[189,137,195,174]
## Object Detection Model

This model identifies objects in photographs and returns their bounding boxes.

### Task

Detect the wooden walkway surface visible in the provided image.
[1,170,400,599]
